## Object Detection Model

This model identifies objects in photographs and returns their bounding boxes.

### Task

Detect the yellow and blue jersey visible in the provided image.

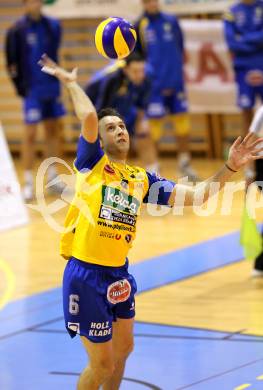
[60,135,175,267]
[135,12,184,92]
[224,0,263,69]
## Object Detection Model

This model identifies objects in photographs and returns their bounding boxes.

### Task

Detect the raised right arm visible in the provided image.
[39,54,98,143]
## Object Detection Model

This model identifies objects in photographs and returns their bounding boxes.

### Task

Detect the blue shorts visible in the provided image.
[63,257,137,343]
[147,88,188,118]
[23,96,65,124]
[235,69,263,109]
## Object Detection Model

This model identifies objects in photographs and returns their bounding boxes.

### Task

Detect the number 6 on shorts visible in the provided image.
[69,294,79,315]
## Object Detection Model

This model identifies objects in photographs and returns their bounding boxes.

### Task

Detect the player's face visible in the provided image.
[124,61,145,85]
[142,0,160,14]
[24,0,43,17]
[99,116,130,157]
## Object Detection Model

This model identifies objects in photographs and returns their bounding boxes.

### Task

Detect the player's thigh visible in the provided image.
[80,336,114,371]
[112,272,136,359]
[112,317,134,360]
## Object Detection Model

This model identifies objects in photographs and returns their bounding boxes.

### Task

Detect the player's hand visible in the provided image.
[226,132,263,172]
[38,54,78,84]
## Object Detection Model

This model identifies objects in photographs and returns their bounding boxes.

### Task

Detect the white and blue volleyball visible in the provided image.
[95,17,137,60]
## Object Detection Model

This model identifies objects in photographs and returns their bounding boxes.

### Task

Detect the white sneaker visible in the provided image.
[251,269,263,277]
[23,183,34,202]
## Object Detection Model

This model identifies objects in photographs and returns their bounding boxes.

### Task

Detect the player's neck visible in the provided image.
[107,154,127,166]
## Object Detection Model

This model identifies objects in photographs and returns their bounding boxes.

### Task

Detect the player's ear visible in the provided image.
[99,134,104,149]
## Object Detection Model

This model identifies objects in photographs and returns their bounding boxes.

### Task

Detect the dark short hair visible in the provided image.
[125,52,145,66]
[98,108,124,122]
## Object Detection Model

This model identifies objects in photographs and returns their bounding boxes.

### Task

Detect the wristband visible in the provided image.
[225,163,237,173]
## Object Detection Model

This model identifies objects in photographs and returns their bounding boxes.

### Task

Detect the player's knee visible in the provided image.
[117,340,134,361]
[93,357,115,379]
[125,340,134,357]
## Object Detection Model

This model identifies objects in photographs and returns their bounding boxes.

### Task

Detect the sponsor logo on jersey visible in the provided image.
[99,205,136,226]
[102,186,140,215]
[99,230,122,240]
[107,279,131,305]
[97,220,135,232]
[125,234,132,244]
[121,179,129,189]
[104,164,115,174]
[89,321,111,337]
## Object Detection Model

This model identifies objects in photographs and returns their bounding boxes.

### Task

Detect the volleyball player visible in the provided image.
[39,54,263,390]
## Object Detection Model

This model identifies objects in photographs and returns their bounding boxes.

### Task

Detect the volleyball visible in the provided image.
[95,17,137,60]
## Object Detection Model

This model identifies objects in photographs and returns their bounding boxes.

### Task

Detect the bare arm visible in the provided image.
[169,133,263,207]
[39,54,98,143]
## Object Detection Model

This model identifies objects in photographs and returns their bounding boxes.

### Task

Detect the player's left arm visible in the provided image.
[168,133,263,207]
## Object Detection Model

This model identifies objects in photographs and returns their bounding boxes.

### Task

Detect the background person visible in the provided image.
[135,0,199,181]
[85,53,157,172]
[5,0,66,201]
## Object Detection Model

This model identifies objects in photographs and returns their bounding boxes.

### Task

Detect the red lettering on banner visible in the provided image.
[185,43,230,83]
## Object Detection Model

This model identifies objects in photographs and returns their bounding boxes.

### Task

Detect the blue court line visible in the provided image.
[130,230,244,294]
[0,229,245,339]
